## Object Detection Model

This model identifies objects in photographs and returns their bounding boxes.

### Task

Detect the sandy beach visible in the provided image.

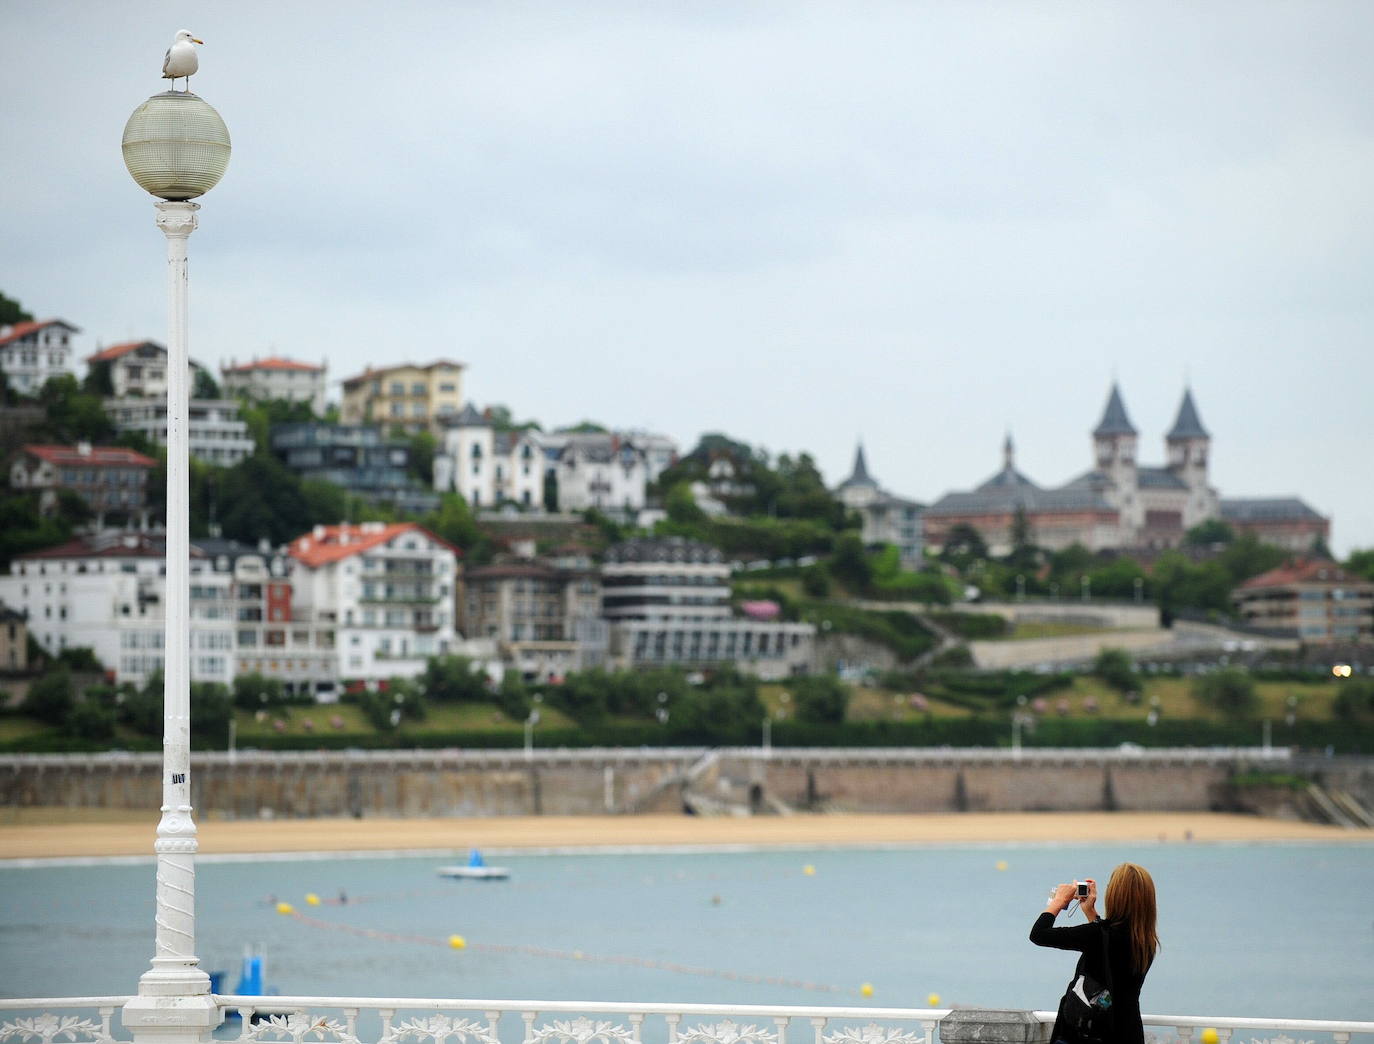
[0,809,1367,860]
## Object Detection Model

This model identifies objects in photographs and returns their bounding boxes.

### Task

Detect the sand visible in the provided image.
[0,810,1367,861]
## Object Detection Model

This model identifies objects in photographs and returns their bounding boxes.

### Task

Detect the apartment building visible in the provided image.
[220,356,327,414]
[287,522,459,682]
[340,361,464,433]
[0,319,79,396]
[10,443,155,526]
[106,398,256,466]
[271,422,438,514]
[1234,560,1374,643]
[601,537,815,679]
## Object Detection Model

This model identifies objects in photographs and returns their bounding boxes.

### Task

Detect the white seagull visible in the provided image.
[162,29,203,92]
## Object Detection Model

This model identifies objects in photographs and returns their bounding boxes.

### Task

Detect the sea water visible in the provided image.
[1,843,1370,1021]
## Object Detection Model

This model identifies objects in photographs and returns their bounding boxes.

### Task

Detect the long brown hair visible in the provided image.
[1104,862,1160,974]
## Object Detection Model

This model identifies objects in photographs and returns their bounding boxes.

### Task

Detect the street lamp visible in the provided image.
[120,72,229,1044]
[524,708,541,758]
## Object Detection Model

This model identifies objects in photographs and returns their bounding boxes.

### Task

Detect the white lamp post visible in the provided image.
[120,82,230,1044]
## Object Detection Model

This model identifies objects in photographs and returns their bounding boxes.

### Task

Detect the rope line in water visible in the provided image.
[284,910,858,997]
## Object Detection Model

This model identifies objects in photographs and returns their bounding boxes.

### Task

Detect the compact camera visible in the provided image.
[1076,881,1090,898]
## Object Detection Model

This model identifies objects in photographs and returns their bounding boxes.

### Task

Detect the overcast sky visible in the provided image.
[3,2,1371,554]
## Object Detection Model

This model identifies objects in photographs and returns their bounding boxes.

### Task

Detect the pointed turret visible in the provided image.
[1003,432,1015,470]
[1093,383,1137,437]
[838,442,877,489]
[1166,388,1209,440]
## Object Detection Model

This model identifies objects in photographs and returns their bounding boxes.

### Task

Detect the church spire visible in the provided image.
[1092,382,1137,437]
[1003,431,1014,470]
[1167,387,1209,440]
[839,441,877,488]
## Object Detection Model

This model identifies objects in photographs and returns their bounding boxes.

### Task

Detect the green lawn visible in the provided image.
[232,700,575,741]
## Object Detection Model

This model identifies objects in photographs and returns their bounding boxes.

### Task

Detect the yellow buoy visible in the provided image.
[995,860,1008,871]
[275,902,294,915]
[1200,1030,1219,1044]
[927,993,941,1007]
[449,935,466,950]
[305,893,320,906]
[860,983,874,998]
[803,864,816,876]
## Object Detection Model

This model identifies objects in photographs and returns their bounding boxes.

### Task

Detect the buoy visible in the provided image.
[305,893,320,906]
[275,902,294,915]
[1201,1030,1219,1044]
[448,935,466,950]
[573,950,584,959]
[803,864,816,876]
[995,860,1008,871]
[927,993,941,1007]
[860,983,874,998]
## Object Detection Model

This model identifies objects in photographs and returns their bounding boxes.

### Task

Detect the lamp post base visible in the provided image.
[123,986,221,1044]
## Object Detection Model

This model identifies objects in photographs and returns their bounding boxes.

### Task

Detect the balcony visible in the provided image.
[2,997,1369,1044]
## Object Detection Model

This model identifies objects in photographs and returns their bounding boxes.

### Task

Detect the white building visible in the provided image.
[0,319,79,396]
[834,443,925,568]
[105,397,256,465]
[287,522,459,683]
[601,537,815,680]
[85,340,206,399]
[221,356,328,415]
[434,404,545,509]
[0,532,234,687]
[544,432,649,517]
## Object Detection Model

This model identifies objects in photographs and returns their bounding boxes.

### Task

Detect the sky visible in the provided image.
[2,2,1372,554]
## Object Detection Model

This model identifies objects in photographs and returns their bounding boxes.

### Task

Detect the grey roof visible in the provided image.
[604,536,724,564]
[1220,497,1324,522]
[1093,383,1137,437]
[837,443,877,489]
[449,403,488,428]
[975,464,1039,494]
[925,484,1113,518]
[1136,466,1189,490]
[1167,389,1209,440]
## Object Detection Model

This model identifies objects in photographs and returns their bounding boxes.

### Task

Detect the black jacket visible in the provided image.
[1029,912,1151,1044]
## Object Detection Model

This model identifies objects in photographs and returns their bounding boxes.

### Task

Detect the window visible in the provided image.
[411,382,425,397]
[390,381,405,396]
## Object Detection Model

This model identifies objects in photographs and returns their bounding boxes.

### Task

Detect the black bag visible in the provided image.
[1059,924,1114,1044]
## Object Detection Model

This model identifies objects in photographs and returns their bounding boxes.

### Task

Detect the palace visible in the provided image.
[923,385,1329,556]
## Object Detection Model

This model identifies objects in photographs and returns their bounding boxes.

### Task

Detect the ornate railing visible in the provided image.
[2,998,1371,1044]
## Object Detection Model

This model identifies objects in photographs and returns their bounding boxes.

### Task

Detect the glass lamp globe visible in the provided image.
[122,92,231,201]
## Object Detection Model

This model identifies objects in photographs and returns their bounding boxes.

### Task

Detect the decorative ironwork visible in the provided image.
[822,1026,926,1044]
[528,1017,638,1044]
[379,1016,499,1044]
[677,1021,778,1044]
[0,1014,119,1044]
[237,1012,360,1044]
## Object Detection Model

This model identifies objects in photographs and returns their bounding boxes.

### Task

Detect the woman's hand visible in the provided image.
[1045,882,1077,914]
[1082,877,1099,921]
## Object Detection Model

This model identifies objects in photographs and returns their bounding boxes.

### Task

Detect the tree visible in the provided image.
[67,698,117,742]
[1192,668,1257,717]
[217,454,315,545]
[1093,647,1136,693]
[56,646,104,672]
[423,493,482,552]
[940,523,989,566]
[192,367,221,400]
[1346,548,1374,583]
[665,481,705,524]
[419,655,491,704]
[789,674,850,725]
[37,375,115,443]
[23,667,74,725]
[829,533,872,592]
[1184,519,1235,547]
[1005,506,1038,569]
[0,290,33,326]
[232,671,289,710]
[408,429,437,486]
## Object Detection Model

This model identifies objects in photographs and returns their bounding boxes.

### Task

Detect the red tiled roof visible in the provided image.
[1239,559,1365,590]
[86,339,162,364]
[22,444,156,468]
[222,356,323,374]
[17,533,195,560]
[0,319,79,348]
[287,522,460,569]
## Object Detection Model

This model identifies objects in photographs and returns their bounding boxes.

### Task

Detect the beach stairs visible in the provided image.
[1302,783,1374,829]
[623,750,795,817]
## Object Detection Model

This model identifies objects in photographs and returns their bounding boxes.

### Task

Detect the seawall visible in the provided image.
[3,748,1367,820]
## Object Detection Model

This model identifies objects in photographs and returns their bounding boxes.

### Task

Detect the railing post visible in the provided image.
[939,1010,1049,1044]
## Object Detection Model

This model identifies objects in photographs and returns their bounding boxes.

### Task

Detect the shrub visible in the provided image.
[788,674,851,725]
[801,565,831,598]
[23,667,73,725]
[1334,679,1374,721]
[1093,647,1136,694]
[927,611,1010,640]
[67,699,117,742]
[1192,668,1258,717]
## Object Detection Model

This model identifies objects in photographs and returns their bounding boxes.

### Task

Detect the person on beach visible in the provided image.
[1030,862,1159,1044]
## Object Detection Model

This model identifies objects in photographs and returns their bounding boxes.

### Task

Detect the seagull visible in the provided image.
[162,29,203,92]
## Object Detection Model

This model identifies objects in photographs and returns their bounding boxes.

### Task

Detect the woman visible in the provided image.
[1029,862,1159,1044]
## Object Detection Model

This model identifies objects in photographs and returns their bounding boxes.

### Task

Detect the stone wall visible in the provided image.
[0,748,1314,820]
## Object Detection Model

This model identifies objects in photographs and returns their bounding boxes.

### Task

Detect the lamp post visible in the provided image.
[120,82,229,1044]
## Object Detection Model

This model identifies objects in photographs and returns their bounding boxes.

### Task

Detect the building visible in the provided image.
[85,340,206,399]
[10,443,156,526]
[834,443,924,568]
[271,422,438,515]
[105,397,256,466]
[924,385,1328,555]
[0,531,234,687]
[340,361,465,433]
[221,356,328,414]
[194,538,338,698]
[0,319,79,396]
[287,522,459,682]
[433,404,545,510]
[547,432,649,517]
[601,537,815,679]
[0,603,27,673]
[1234,560,1374,643]
[459,556,605,680]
